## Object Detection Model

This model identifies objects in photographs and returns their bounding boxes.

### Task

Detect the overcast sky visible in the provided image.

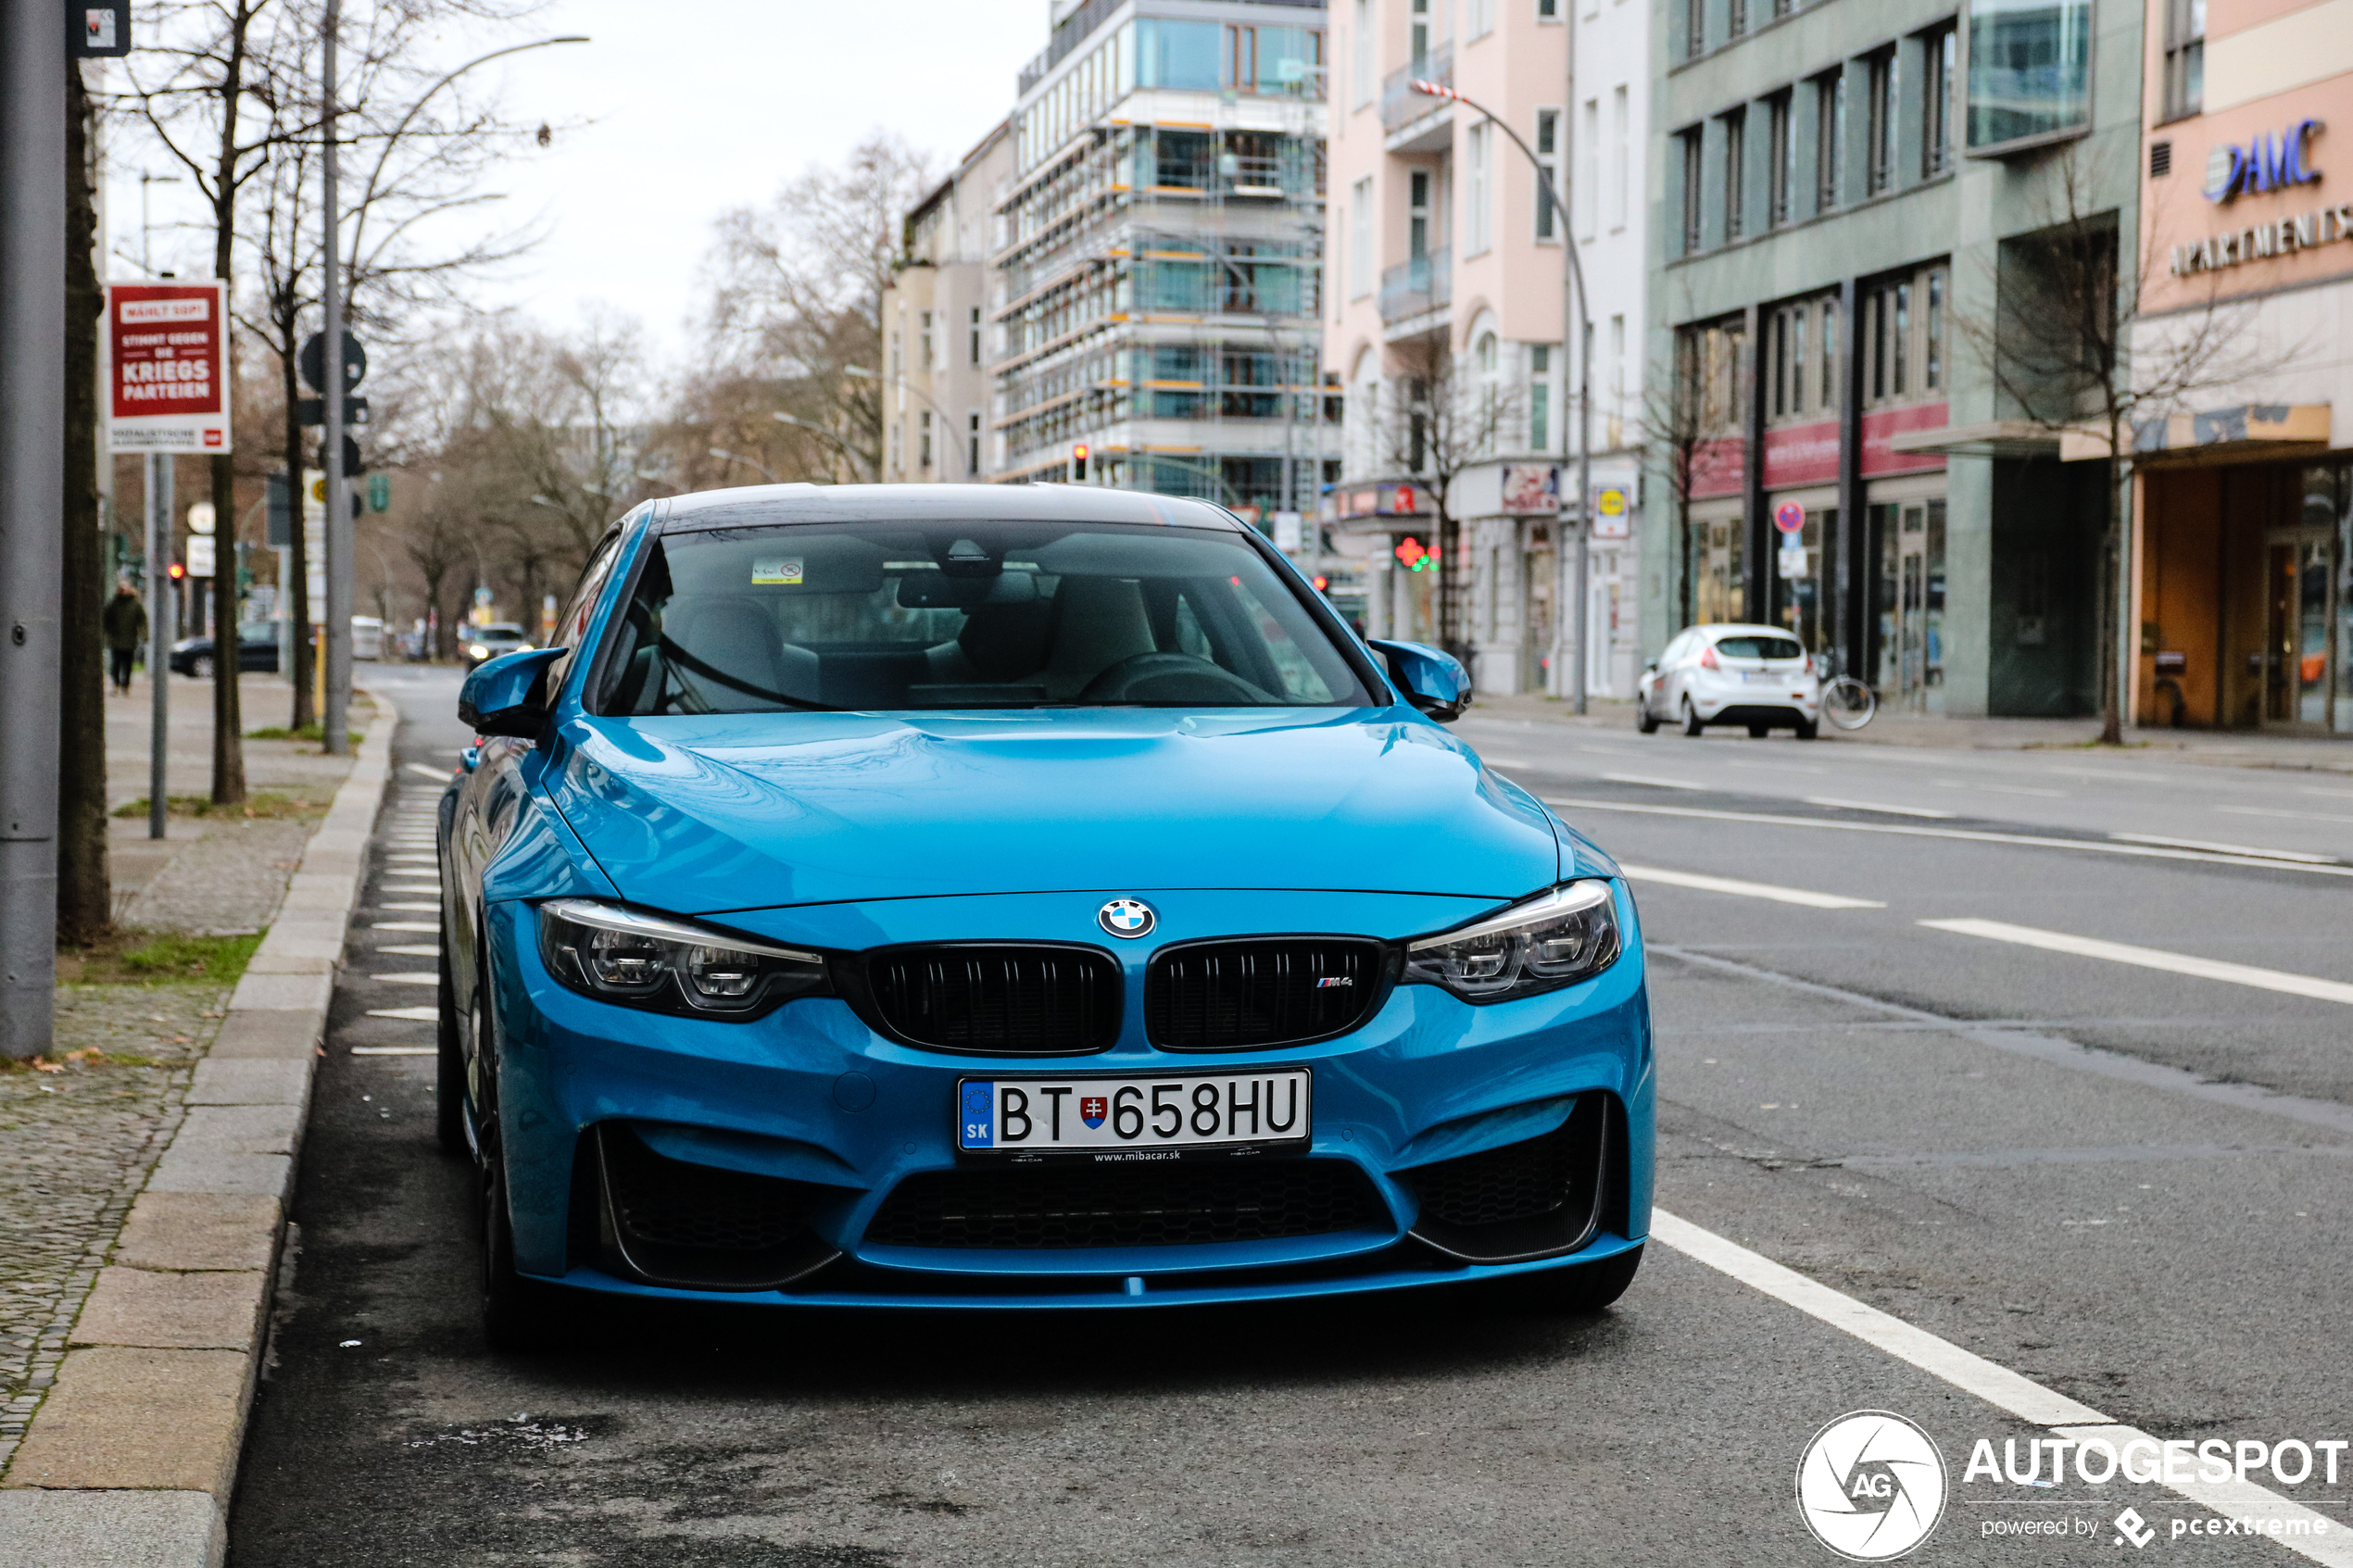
[105,0,1043,360]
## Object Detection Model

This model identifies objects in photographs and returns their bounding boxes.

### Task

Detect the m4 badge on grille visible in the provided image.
[1315,976,1353,988]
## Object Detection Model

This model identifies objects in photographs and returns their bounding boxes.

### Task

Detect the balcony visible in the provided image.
[1380,45,1453,133]
[1378,247,1451,326]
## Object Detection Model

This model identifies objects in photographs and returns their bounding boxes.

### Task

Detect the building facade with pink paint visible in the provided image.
[1322,0,1652,698]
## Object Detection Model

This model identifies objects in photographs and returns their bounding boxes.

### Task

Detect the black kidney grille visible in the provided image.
[867,945,1119,1054]
[1402,1120,1584,1230]
[1146,938,1387,1051]
[865,1160,1389,1249]
[600,1127,819,1253]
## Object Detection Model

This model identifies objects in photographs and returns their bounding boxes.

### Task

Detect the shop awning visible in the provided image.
[1885,420,2063,458]
[2057,403,2332,462]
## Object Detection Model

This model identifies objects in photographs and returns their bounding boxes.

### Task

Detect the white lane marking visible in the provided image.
[1919,918,2353,1007]
[1603,772,1706,791]
[1803,795,1958,819]
[371,921,438,932]
[379,900,440,911]
[374,943,439,957]
[404,763,449,781]
[1649,1210,2353,1562]
[352,1044,436,1054]
[2111,832,2335,864]
[2219,804,2353,825]
[370,972,440,986]
[362,1008,438,1022]
[1542,797,2353,879]
[2298,786,2353,800]
[1935,778,2068,797]
[1617,864,1885,909]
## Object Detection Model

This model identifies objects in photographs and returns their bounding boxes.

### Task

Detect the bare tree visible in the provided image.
[1377,334,1522,659]
[1954,147,2282,743]
[703,132,934,478]
[1637,308,1742,633]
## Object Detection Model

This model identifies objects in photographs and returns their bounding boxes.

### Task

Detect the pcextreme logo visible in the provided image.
[1797,1411,1949,1561]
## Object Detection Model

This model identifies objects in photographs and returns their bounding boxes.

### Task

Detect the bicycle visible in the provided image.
[1815,650,1877,731]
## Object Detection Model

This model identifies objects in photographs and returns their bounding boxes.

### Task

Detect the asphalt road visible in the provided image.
[229,678,2352,1567]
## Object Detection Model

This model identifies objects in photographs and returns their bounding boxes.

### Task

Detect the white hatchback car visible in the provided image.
[1637,623,1820,739]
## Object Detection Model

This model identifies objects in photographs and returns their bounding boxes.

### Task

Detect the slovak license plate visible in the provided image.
[957,1070,1311,1157]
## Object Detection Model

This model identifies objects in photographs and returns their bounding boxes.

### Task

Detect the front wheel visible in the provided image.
[190,654,214,681]
[479,1148,574,1353]
[1504,1246,1644,1313]
[1636,696,1660,734]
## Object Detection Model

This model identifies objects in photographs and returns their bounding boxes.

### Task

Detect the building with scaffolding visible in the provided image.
[990,0,1340,546]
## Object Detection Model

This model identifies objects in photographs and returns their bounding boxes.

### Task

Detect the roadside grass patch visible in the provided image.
[112,790,327,821]
[57,927,265,985]
[245,723,363,746]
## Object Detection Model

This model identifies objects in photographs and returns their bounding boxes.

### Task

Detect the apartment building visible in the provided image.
[1646,0,2143,716]
[2129,0,2353,731]
[882,121,1016,485]
[977,0,1336,538]
[1325,0,1651,696]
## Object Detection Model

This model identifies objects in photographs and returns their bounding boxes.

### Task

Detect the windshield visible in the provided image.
[591,521,1376,714]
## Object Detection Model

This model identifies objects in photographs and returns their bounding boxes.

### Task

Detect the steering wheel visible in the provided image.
[1080,651,1271,705]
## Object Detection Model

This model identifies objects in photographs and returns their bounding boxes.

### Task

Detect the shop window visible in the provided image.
[1966,0,2091,152]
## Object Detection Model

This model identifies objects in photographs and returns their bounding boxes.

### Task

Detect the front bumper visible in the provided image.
[482,885,1655,1309]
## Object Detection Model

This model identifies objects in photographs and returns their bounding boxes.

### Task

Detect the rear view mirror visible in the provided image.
[459,647,565,738]
[1367,638,1470,722]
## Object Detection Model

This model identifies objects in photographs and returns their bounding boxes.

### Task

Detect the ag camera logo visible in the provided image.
[1797,1411,1948,1561]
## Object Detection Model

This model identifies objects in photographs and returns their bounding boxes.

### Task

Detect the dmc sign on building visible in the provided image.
[2134,0,2353,734]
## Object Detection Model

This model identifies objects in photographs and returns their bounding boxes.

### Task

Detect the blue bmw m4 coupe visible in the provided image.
[436,483,1653,1345]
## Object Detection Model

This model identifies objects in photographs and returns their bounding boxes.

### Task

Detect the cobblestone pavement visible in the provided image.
[0,985,227,1465]
[121,817,320,934]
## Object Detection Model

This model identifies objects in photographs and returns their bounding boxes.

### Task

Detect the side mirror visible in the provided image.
[1643,659,1658,673]
[459,647,565,739]
[1367,638,1470,723]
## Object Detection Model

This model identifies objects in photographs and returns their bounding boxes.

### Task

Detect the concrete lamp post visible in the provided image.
[1411,79,1593,716]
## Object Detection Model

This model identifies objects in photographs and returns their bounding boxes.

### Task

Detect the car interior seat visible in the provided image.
[661,596,820,710]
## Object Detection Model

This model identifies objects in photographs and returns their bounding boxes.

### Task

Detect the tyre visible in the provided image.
[478,1148,574,1353]
[1505,1245,1644,1313]
[1747,723,1769,739]
[1680,699,1704,737]
[190,653,214,680]
[1635,696,1660,734]
[1794,717,1819,740]
[434,933,469,1157]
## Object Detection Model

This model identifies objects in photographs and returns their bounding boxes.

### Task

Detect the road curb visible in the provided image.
[0,692,399,1568]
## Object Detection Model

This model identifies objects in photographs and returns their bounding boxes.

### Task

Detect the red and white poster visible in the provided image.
[107,281,233,454]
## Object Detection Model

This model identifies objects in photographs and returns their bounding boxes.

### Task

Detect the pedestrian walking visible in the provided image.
[103,579,146,695]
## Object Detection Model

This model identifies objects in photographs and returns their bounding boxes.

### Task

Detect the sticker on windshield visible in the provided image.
[750,558,802,585]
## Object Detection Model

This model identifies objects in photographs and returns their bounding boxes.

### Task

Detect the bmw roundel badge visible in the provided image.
[1098,897,1156,938]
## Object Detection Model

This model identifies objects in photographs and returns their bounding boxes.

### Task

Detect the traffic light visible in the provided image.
[167,561,186,583]
[1071,443,1089,483]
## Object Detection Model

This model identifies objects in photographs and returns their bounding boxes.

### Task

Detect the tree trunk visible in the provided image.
[2098,425,2124,745]
[57,63,110,945]
[205,3,251,796]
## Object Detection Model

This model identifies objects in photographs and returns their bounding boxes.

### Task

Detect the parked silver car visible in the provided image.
[1636,622,1820,739]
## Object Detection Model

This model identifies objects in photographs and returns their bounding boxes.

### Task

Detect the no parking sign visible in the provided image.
[1773,499,1806,534]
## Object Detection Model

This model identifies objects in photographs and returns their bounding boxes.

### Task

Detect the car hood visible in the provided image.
[544,709,1565,914]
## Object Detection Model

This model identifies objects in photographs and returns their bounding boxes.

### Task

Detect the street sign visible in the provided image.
[186,501,216,535]
[107,281,232,453]
[298,330,366,395]
[1773,499,1806,534]
[73,4,131,56]
[185,535,217,579]
[1592,485,1631,540]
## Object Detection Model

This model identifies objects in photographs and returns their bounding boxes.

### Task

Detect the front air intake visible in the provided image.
[858,943,1121,1055]
[865,1159,1391,1249]
[1397,1094,1612,1264]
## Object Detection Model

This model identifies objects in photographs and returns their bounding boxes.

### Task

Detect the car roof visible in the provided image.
[651,482,1248,535]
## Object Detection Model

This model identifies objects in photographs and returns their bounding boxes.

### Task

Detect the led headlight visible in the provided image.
[538,898,829,1019]
[1403,881,1622,1003]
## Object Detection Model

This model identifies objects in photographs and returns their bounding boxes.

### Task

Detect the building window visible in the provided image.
[1538,0,1560,18]
[1351,177,1374,294]
[1608,315,1627,438]
[1466,122,1492,255]
[1409,169,1431,258]
[1685,0,1705,59]
[1966,0,2091,150]
[1768,90,1793,227]
[1680,130,1704,252]
[919,310,935,370]
[1609,86,1629,230]
[1860,264,1945,407]
[2149,140,2172,177]
[1412,0,1430,65]
[1867,49,1899,195]
[919,409,933,470]
[1579,99,1599,238]
[1818,296,1838,409]
[1353,0,1374,107]
[1534,109,1561,241]
[1468,0,1496,39]
[1530,344,1552,449]
[1729,0,1747,38]
[888,329,901,379]
[1723,108,1746,241]
[1923,27,1956,176]
[970,307,982,366]
[1816,72,1845,210]
[968,412,981,475]
[1768,300,1814,419]
[2162,0,2204,119]
[1924,267,1944,389]
[888,422,902,475]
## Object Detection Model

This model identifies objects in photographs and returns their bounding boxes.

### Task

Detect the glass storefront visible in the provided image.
[1687,509,1745,624]
[1869,498,1945,711]
[2268,465,2352,732]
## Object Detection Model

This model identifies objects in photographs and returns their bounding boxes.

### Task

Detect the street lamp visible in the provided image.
[708,446,778,484]
[1413,78,1593,716]
[842,363,971,479]
[773,412,875,482]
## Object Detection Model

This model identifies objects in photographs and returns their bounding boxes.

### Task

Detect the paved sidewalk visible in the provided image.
[1465,690,2353,771]
[1,671,396,1568]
